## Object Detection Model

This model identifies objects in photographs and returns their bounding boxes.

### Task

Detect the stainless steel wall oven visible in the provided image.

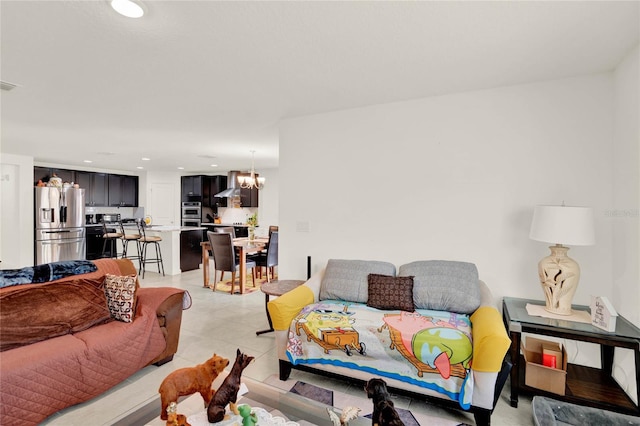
[181,202,201,226]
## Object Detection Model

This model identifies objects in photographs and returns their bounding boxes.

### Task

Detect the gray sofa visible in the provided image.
[268,259,512,426]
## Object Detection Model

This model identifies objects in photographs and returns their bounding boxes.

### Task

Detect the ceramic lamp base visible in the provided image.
[537,244,580,315]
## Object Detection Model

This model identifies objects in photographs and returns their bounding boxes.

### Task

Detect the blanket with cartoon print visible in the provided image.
[285,300,474,408]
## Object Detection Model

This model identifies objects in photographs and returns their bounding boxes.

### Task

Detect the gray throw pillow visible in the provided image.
[319,259,396,303]
[398,260,481,313]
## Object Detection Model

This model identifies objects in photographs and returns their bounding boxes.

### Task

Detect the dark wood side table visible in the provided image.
[256,280,305,336]
[503,297,640,416]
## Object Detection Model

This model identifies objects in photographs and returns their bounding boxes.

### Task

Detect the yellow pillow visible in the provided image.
[268,285,314,331]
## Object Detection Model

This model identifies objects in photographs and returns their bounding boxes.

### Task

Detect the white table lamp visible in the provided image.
[530,205,595,315]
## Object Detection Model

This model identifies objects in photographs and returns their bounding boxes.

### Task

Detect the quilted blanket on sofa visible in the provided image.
[286,301,474,408]
[0,300,167,425]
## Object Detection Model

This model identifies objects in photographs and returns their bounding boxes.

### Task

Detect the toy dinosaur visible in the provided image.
[237,404,258,426]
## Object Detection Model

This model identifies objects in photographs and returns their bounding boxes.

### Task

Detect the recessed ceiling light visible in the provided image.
[110,0,144,18]
[141,157,151,161]
[177,167,185,170]
[210,164,218,167]
[83,160,93,163]
[136,166,144,169]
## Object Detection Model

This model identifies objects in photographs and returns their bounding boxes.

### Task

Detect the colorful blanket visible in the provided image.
[286,301,474,408]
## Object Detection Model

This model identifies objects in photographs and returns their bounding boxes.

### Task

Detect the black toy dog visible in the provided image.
[206,349,254,423]
[365,378,405,426]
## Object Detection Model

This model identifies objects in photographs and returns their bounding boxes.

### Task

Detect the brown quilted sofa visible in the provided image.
[0,258,189,425]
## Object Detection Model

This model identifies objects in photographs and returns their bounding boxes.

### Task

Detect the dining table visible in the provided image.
[200,237,269,294]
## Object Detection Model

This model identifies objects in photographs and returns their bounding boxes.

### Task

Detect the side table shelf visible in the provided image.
[502,297,640,416]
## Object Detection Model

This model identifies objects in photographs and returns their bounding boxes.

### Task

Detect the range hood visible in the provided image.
[214,171,241,198]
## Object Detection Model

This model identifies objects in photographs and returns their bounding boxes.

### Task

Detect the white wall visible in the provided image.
[612,44,639,403]
[0,153,34,268]
[279,73,614,306]
[612,44,639,328]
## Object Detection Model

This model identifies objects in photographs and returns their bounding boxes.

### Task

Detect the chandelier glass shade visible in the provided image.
[238,150,265,190]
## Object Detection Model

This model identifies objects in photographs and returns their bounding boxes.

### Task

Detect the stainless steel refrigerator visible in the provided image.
[34,186,86,265]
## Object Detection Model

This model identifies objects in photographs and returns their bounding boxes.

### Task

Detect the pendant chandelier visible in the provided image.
[238,150,265,190]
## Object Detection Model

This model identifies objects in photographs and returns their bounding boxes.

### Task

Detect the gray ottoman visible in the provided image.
[532,396,639,426]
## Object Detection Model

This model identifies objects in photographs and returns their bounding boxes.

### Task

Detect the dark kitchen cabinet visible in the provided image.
[34,167,51,185]
[121,175,138,206]
[85,225,115,259]
[181,176,203,202]
[237,173,259,207]
[180,229,203,272]
[234,226,249,238]
[51,168,75,184]
[202,175,228,208]
[108,174,138,207]
[76,171,108,206]
[33,167,75,185]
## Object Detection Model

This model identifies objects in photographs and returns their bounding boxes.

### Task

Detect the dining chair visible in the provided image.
[119,220,141,269]
[207,231,256,294]
[254,231,278,282]
[136,219,165,278]
[101,219,122,258]
[214,226,236,238]
[268,225,279,235]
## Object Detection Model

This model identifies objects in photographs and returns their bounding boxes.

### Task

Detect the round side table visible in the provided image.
[256,279,305,336]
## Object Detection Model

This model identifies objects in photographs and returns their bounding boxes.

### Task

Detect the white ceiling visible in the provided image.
[1,1,638,174]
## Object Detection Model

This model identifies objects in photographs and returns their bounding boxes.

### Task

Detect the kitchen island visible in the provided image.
[144,225,205,275]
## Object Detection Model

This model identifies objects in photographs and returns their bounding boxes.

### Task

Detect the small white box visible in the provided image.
[590,296,618,332]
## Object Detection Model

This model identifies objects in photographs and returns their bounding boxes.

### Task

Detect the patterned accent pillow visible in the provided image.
[104,274,137,323]
[366,274,415,312]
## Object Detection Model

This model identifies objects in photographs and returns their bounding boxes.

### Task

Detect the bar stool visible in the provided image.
[101,220,122,258]
[119,220,142,269]
[136,220,165,278]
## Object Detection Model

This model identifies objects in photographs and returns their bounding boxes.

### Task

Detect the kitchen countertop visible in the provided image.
[201,223,254,227]
[147,226,205,232]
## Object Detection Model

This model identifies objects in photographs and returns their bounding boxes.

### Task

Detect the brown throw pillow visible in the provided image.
[104,274,137,323]
[367,274,415,312]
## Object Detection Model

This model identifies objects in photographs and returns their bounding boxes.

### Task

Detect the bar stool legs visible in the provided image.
[136,219,165,279]
[121,238,142,271]
[139,239,164,278]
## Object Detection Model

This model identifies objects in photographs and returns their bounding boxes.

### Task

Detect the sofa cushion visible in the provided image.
[0,277,111,351]
[398,260,481,313]
[319,259,396,303]
[367,274,415,312]
[104,274,137,323]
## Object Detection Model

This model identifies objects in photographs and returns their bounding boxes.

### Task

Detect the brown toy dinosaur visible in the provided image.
[207,349,254,423]
[158,353,229,420]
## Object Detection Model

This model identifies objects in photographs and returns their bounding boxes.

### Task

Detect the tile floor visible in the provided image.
[40,268,533,425]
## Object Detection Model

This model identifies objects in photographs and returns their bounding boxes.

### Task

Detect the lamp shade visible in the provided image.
[530,205,595,246]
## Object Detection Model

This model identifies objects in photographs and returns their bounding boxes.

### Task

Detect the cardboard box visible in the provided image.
[522,336,567,395]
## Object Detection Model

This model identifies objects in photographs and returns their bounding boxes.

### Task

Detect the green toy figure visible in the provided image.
[237,404,257,426]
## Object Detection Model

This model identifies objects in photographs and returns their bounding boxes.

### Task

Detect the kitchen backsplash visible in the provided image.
[85,206,145,219]
[217,207,258,225]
